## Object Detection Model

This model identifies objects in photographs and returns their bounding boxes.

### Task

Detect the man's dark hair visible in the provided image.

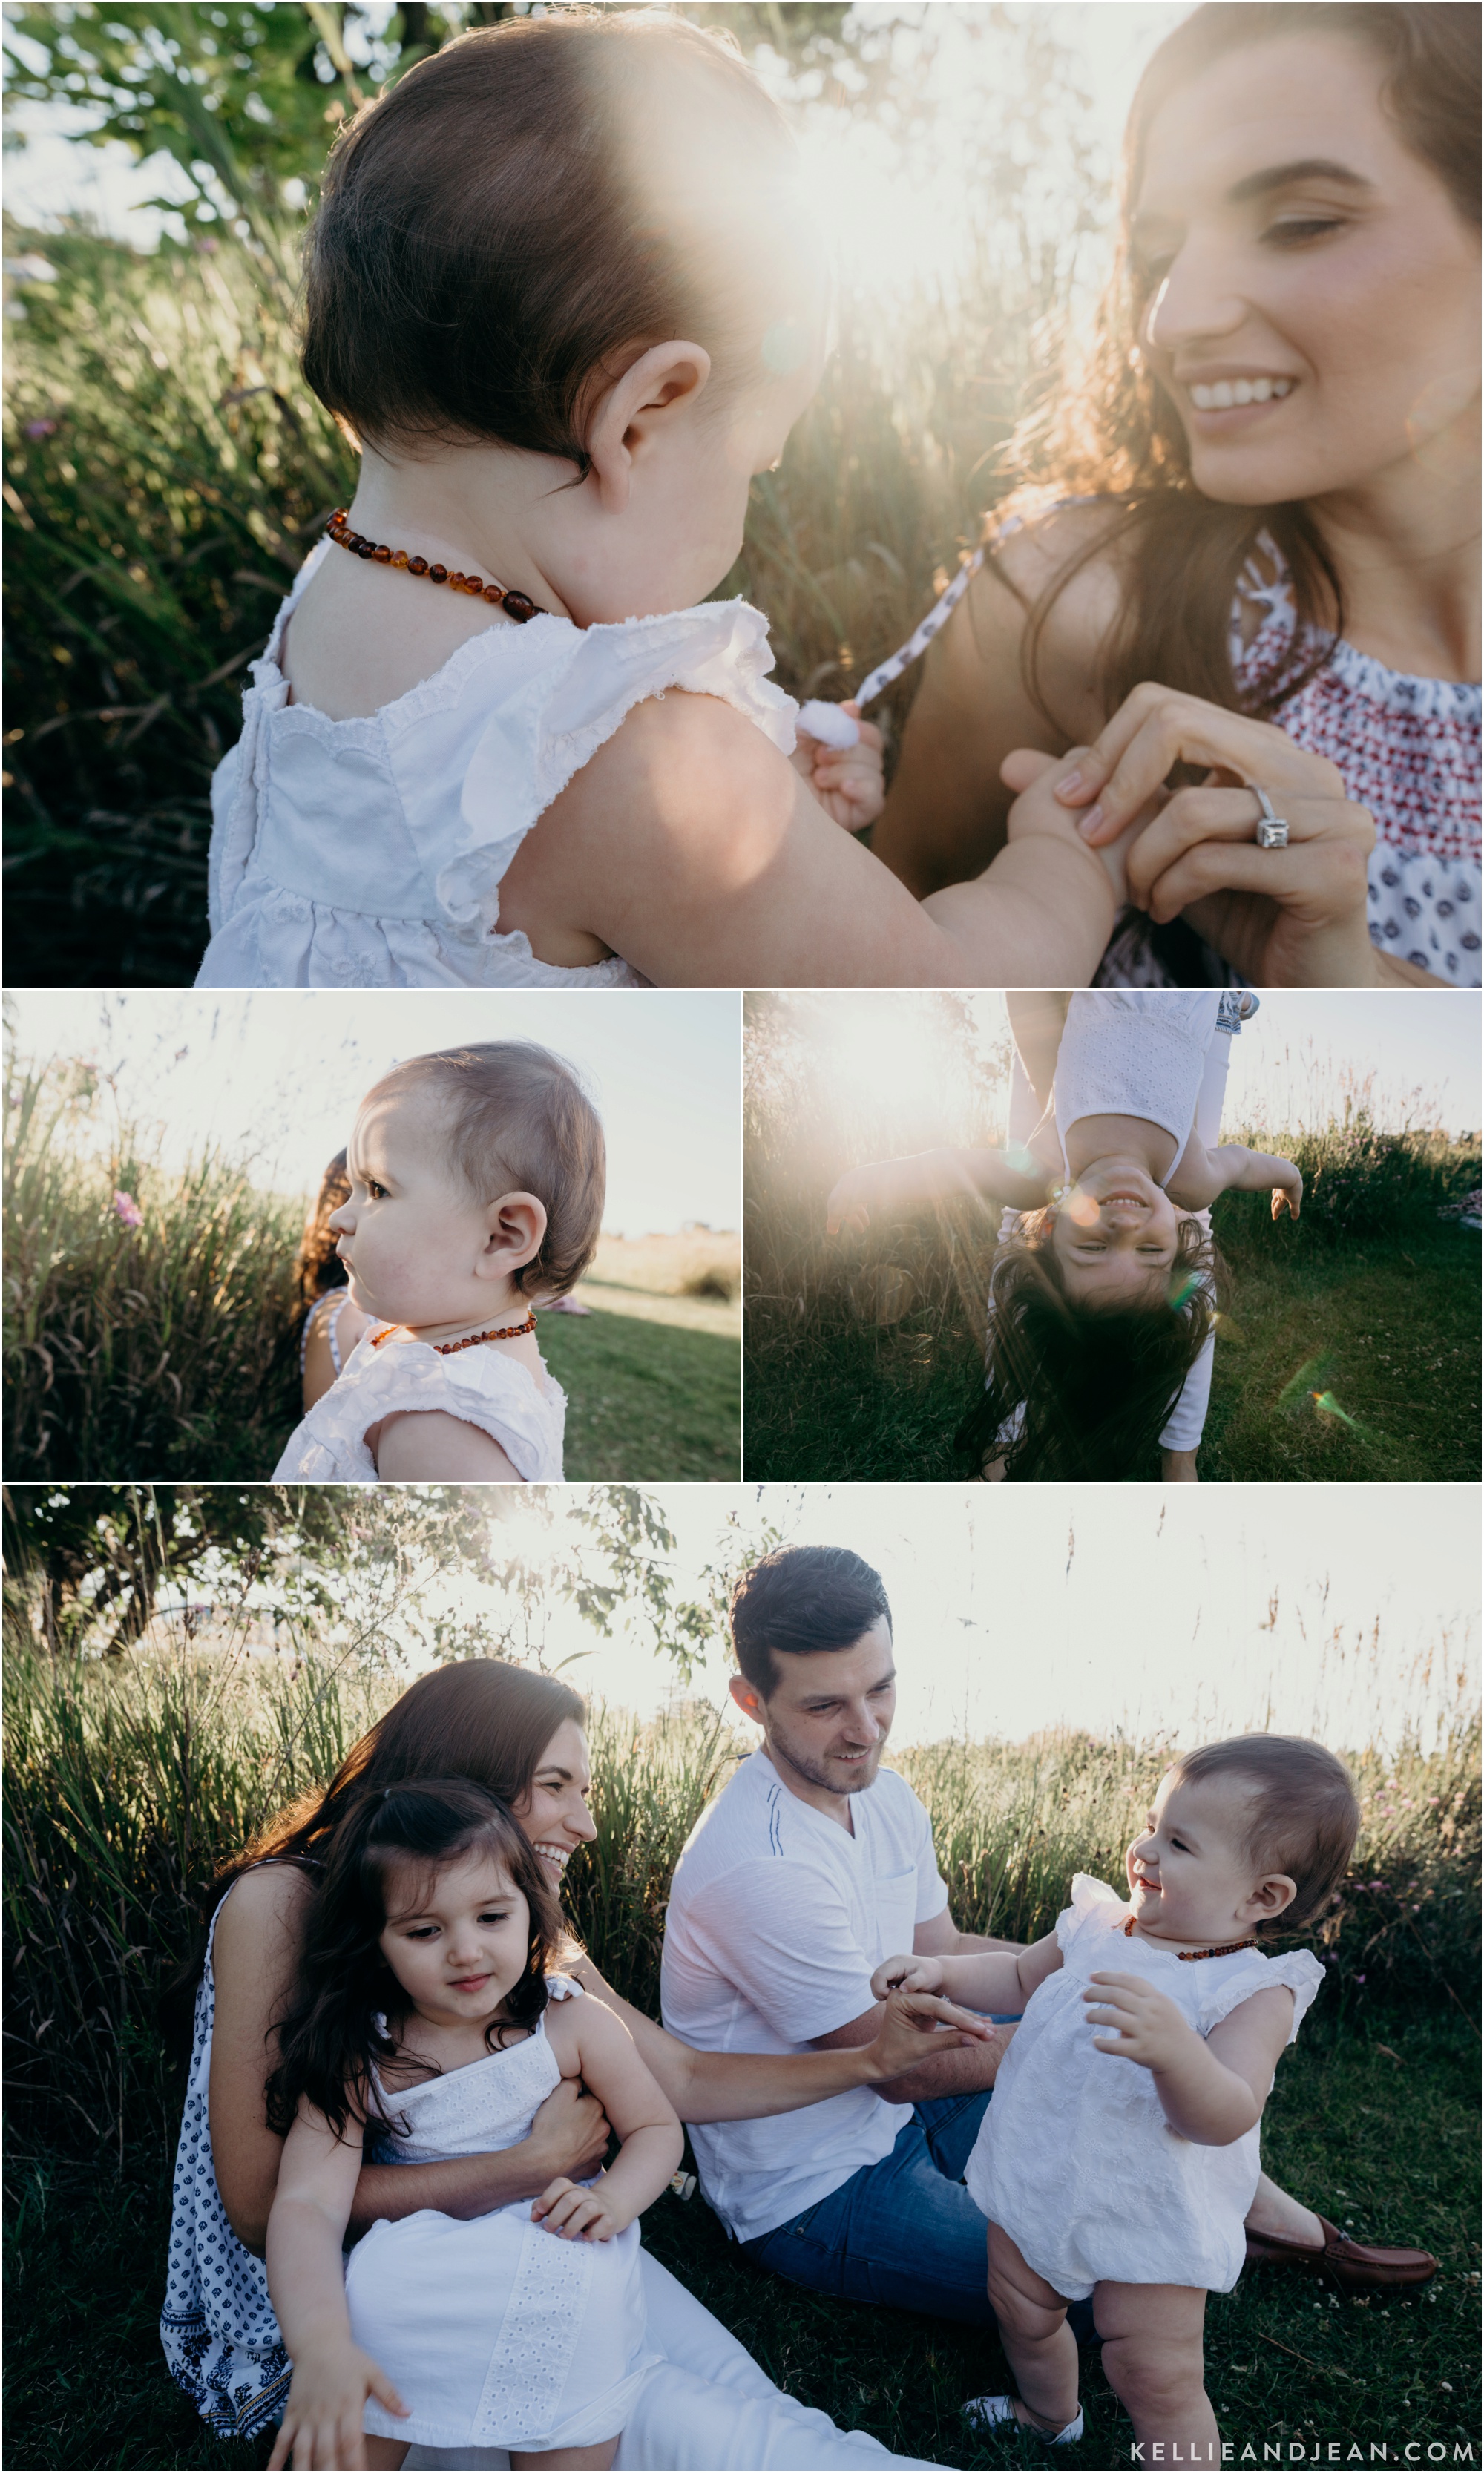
[730,1546,892,1698]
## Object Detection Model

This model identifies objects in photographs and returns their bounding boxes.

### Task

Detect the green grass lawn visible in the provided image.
[744,1227,1480,1484]
[5,2008,1475,2472]
[539,1305,740,1481]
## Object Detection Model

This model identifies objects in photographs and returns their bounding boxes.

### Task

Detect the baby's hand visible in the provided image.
[793,703,885,833]
[825,1162,883,1238]
[870,1951,945,2001]
[1002,747,1153,911]
[1083,1971,1195,2072]
[532,2173,618,2242]
[1271,1162,1303,1221]
[267,2341,407,2471]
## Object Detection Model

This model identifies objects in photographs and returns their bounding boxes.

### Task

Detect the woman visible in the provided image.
[874,2,1480,991]
[294,1150,373,1414]
[162,1660,982,2471]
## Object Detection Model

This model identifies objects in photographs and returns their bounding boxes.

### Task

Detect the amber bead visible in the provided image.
[356,541,376,559]
[482,584,505,605]
[461,575,482,595]
[503,591,539,624]
[408,556,428,577]
[390,550,408,569]
[428,564,448,584]
[371,543,391,564]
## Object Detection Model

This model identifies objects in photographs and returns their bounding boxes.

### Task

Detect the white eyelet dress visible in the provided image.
[350,1981,657,2455]
[964,1875,1325,2299]
[270,1328,565,1482]
[196,542,799,989]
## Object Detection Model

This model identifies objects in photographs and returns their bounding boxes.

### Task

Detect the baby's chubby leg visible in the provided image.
[985,2221,1080,2435]
[1094,2279,1217,2458]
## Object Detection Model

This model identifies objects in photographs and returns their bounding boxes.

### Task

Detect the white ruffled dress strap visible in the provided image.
[439,597,797,938]
[1197,1947,1326,2041]
[209,540,329,930]
[1055,1873,1129,1954]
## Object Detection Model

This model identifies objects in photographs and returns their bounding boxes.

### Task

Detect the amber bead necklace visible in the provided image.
[326,510,547,623]
[370,1313,538,1356]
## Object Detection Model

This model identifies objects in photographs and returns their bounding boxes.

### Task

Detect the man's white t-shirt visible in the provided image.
[660,1746,950,2243]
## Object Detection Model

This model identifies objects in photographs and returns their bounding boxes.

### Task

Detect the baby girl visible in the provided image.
[272,1041,602,1482]
[873,1734,1356,2458]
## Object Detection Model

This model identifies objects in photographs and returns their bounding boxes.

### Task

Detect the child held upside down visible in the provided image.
[826,991,1302,1481]
[873,1735,1358,2459]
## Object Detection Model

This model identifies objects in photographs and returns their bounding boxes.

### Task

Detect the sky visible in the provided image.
[404,1482,1480,1761]
[7,988,742,1235]
[783,990,1483,1140]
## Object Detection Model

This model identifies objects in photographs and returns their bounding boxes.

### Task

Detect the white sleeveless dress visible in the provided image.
[352,1982,656,2454]
[964,1875,1324,2299]
[271,1328,565,1482]
[160,1872,944,2469]
[197,542,799,989]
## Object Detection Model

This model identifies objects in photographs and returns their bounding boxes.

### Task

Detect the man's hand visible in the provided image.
[1271,1162,1303,1221]
[870,1951,946,2000]
[267,2341,407,2471]
[1083,1972,1199,2073]
[531,2174,621,2242]
[861,1986,996,2080]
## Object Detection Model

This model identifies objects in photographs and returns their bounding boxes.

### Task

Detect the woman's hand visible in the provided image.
[861,1984,999,2080]
[267,2342,407,2471]
[1042,683,1384,987]
[1083,1971,1198,2072]
[527,2072,613,2185]
[824,1162,886,1237]
[791,703,886,833]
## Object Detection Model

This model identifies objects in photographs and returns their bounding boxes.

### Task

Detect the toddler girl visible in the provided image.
[273,1041,600,1482]
[825,989,1301,1479]
[873,1733,1356,2459]
[265,1778,683,2472]
[197,11,1134,994]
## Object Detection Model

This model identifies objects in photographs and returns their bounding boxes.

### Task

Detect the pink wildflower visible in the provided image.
[113,1189,143,1229]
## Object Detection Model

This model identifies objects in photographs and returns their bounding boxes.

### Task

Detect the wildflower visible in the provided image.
[113,1189,143,1229]
[24,418,58,440]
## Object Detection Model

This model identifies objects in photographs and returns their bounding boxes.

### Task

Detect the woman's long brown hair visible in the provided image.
[956,1208,1224,1481]
[224,1660,587,1891]
[990,4,1481,735]
[292,1149,351,1315]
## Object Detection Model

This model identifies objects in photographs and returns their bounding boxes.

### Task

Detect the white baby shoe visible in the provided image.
[963,2393,1085,2444]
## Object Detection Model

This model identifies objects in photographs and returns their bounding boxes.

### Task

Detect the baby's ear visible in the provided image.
[480,1190,548,1281]
[1247,1872,1298,1923]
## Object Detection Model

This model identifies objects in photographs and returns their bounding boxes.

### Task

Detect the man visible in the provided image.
[660,1543,1436,2323]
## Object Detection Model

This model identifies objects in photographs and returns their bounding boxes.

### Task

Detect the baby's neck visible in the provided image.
[1064,1126,1178,1183]
[1126,1915,1255,1954]
[399,1297,533,1347]
[350,441,569,621]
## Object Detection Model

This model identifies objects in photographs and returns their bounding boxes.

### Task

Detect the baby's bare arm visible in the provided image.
[1201,1145,1304,1218]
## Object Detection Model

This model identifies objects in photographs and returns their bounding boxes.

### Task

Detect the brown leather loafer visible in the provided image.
[1245,2213,1439,2290]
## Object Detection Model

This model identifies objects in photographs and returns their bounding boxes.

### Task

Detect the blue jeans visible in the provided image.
[740,2088,1096,2341]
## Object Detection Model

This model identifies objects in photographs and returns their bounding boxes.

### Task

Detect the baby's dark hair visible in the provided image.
[364,1041,605,1298]
[956,1206,1223,1481]
[266,1776,564,2144]
[1171,1735,1361,1933]
[301,10,814,469]
[292,1148,351,1313]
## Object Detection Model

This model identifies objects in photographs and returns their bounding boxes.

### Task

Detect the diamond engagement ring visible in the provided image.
[1252,786,1290,848]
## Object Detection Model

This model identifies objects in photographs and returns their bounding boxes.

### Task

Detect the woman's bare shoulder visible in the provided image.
[987,499,1132,663]
[213,1861,317,1960]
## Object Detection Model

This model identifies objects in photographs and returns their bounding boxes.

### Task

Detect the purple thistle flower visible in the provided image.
[113,1189,143,1229]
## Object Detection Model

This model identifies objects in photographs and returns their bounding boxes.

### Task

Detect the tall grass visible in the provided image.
[3,1051,305,1477]
[4,1635,1477,2181]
